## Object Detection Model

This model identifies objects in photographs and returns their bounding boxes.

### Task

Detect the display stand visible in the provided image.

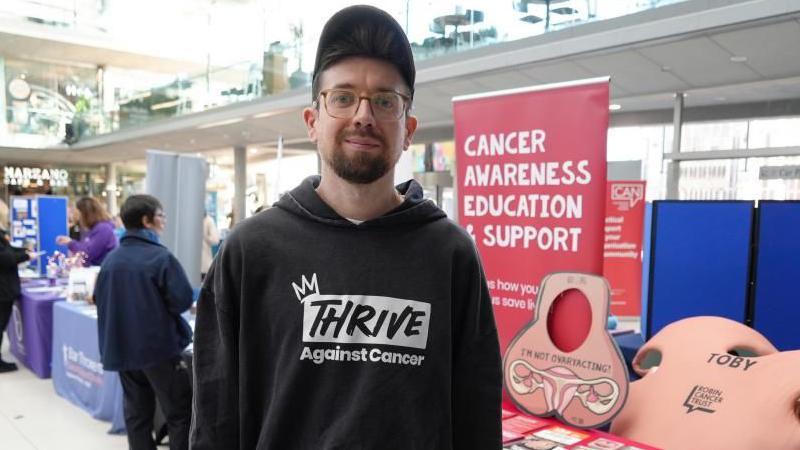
[8,195,69,274]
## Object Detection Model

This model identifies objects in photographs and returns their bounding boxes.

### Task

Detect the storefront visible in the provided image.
[1,163,145,209]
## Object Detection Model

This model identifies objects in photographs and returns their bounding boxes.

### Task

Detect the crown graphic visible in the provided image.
[292,273,319,301]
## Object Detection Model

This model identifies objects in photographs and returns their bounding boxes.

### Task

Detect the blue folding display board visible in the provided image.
[751,201,800,350]
[640,202,653,338]
[9,195,69,273]
[645,201,754,339]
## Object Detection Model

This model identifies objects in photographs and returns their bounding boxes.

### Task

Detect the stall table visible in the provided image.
[51,301,126,433]
[7,284,66,378]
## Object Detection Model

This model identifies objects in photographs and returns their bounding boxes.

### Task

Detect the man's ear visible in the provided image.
[303,107,318,143]
[403,114,418,150]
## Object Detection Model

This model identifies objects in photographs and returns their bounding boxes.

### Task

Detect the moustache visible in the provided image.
[336,129,385,146]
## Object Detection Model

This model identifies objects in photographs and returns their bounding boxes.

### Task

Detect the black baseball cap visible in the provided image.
[312,5,415,99]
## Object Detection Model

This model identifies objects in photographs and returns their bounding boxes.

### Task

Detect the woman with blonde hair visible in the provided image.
[56,197,118,266]
[0,199,33,373]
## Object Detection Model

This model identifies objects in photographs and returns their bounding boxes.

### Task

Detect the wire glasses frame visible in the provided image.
[316,89,411,122]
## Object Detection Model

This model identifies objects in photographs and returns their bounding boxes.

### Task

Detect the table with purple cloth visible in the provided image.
[7,281,67,378]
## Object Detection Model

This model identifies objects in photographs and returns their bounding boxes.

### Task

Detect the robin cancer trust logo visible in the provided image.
[683,385,723,414]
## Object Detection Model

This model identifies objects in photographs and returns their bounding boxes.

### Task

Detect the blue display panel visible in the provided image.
[752,201,800,350]
[646,201,754,339]
[9,195,68,273]
[37,196,69,273]
[640,202,653,338]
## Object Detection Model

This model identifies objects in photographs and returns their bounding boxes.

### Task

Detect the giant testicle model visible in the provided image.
[612,316,800,449]
[504,272,629,429]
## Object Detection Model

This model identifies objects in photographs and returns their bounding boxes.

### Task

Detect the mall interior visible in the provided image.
[1,0,800,449]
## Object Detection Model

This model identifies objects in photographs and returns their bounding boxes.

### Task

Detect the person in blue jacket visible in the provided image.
[94,194,193,450]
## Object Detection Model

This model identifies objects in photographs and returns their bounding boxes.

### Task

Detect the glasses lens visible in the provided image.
[371,93,404,120]
[322,90,406,121]
[325,90,357,118]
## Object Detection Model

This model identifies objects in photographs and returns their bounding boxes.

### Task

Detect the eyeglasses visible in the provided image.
[317,89,411,122]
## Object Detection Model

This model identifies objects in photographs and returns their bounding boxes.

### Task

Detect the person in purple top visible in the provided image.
[56,197,118,266]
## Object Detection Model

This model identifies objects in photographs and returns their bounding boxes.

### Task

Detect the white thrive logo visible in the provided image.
[292,274,431,350]
[292,273,319,301]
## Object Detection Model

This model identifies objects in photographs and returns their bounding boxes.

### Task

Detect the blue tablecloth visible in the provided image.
[51,301,126,434]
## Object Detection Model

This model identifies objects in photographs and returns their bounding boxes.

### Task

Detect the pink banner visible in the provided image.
[454,79,609,355]
[603,181,646,317]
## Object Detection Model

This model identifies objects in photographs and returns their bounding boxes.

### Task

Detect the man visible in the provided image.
[200,213,219,280]
[94,194,193,450]
[191,5,501,449]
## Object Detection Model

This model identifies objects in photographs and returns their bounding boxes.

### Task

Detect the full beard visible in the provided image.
[327,129,392,184]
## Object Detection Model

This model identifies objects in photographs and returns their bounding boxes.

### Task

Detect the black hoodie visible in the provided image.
[191,176,501,450]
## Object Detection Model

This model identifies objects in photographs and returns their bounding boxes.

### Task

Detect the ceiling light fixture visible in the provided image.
[609,104,622,111]
[150,99,182,111]
[196,118,244,129]
[252,107,293,119]
[730,56,748,63]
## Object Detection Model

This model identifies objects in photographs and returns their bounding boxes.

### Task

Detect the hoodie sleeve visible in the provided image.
[190,234,241,450]
[452,241,502,449]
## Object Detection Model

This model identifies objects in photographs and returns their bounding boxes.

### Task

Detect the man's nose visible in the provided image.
[352,98,376,127]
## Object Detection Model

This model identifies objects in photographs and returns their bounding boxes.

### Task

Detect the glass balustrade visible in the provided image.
[0,0,689,146]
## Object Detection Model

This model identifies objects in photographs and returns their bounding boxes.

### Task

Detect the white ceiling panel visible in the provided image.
[575,50,690,95]
[0,31,208,74]
[470,70,538,92]
[614,93,676,112]
[711,20,800,78]
[423,78,486,98]
[637,36,762,87]
[518,60,599,84]
[608,82,632,98]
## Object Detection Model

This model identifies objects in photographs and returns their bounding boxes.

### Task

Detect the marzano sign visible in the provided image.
[4,166,69,187]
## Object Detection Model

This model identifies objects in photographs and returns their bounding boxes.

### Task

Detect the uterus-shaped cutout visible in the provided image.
[509,360,620,415]
[504,273,629,429]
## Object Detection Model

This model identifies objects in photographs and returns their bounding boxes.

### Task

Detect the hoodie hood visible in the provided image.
[275,175,447,228]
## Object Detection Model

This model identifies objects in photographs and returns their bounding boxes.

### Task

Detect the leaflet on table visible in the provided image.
[533,426,590,446]
[504,429,526,444]
[503,414,551,435]
[505,430,656,449]
[502,408,518,419]
[502,416,662,449]
[505,435,569,450]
